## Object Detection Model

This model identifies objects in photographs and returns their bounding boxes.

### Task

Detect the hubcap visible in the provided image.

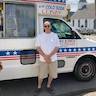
[82,66,89,73]
[80,63,93,77]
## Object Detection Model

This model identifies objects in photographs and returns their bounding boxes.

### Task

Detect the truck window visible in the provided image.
[44,18,80,39]
[5,3,35,38]
[20,50,36,65]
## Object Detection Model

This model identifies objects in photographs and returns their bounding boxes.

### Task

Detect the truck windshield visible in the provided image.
[5,3,36,38]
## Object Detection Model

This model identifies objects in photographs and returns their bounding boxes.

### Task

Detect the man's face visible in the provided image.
[44,22,51,33]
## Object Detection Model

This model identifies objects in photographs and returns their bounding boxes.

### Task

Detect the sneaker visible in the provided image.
[33,88,42,96]
[46,87,55,95]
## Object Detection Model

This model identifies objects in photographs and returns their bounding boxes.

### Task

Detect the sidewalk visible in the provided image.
[83,91,96,96]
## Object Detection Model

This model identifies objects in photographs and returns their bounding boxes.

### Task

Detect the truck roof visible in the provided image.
[3,0,66,4]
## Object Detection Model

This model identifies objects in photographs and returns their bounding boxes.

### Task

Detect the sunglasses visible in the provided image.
[44,25,50,28]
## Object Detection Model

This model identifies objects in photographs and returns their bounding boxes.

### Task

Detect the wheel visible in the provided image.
[74,58,96,81]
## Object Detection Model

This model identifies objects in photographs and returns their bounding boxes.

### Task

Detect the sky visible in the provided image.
[67,0,95,11]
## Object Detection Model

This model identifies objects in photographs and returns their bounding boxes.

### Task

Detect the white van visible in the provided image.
[0,0,96,81]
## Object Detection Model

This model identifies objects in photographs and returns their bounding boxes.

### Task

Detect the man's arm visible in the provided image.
[48,47,59,58]
[37,47,46,57]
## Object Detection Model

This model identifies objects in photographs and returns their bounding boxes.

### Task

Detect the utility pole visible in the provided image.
[95,0,96,17]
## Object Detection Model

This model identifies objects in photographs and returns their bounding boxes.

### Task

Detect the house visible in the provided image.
[70,0,96,33]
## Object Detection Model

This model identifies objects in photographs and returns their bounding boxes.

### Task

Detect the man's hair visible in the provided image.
[44,21,51,25]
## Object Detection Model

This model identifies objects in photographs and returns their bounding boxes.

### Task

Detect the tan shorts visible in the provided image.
[38,61,58,79]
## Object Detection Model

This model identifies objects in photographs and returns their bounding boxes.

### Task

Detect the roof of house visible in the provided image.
[71,3,96,19]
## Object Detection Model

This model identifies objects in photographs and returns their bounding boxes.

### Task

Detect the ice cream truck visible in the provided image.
[0,0,96,81]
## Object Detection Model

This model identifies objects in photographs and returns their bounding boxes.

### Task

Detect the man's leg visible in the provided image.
[38,61,48,88]
[46,75,55,95]
[34,61,47,96]
[47,61,57,88]
[47,76,53,88]
[38,77,43,89]
[46,62,57,95]
[34,78,43,96]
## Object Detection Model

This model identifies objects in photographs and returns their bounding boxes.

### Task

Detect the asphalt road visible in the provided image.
[0,73,96,96]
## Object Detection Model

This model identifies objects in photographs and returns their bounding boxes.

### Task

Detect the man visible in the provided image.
[35,21,60,95]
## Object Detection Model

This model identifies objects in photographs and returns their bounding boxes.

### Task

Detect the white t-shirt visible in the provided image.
[36,32,60,62]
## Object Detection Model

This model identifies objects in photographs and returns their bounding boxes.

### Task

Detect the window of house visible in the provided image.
[73,20,74,27]
[5,3,36,38]
[0,14,3,31]
[78,20,80,27]
[85,19,87,27]
[0,3,3,38]
[43,18,81,39]
[94,19,96,29]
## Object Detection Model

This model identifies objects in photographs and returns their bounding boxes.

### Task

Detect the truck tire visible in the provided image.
[74,58,96,81]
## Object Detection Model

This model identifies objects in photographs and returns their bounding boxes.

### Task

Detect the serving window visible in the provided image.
[5,3,36,38]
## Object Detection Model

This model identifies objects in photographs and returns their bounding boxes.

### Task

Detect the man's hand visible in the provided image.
[44,55,52,64]
[37,47,53,64]
[44,47,59,64]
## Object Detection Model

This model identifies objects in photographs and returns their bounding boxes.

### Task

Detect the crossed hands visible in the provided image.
[43,55,52,64]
